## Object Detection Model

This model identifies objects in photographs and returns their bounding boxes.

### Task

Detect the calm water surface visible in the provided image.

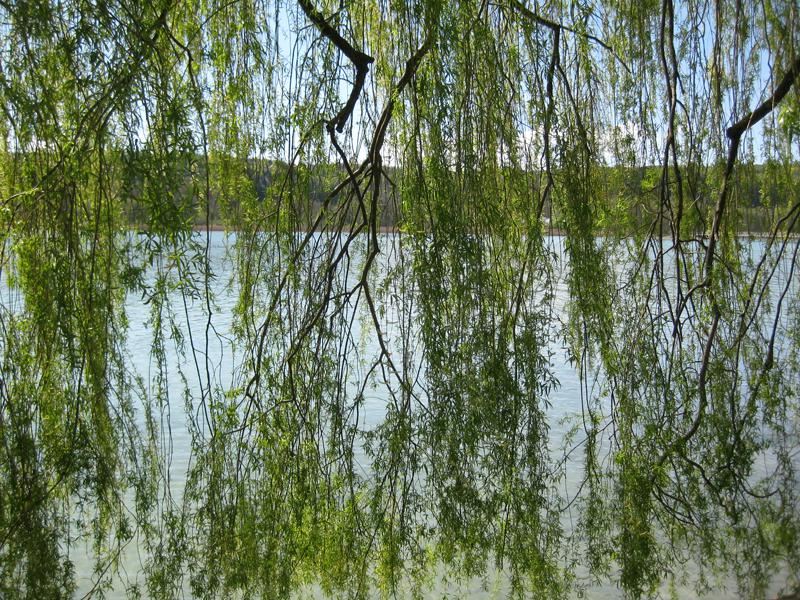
[2,232,791,599]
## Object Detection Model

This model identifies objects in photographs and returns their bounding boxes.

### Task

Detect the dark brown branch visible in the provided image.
[706,55,800,279]
[674,56,800,321]
[246,32,433,413]
[361,33,435,383]
[369,32,434,162]
[658,55,800,472]
[538,20,559,220]
[297,0,374,132]
[726,56,800,141]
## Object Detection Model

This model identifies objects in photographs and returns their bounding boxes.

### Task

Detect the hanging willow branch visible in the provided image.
[1,2,799,599]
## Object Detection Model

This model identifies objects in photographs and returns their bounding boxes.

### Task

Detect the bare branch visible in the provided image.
[297,0,374,132]
[706,56,800,280]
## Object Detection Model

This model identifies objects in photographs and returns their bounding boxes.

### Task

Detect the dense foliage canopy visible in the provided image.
[1,0,799,598]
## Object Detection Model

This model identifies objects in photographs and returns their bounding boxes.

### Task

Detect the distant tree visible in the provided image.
[0,1,799,598]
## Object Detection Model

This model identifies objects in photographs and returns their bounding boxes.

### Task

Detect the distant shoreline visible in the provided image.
[177,224,570,235]
[128,225,793,239]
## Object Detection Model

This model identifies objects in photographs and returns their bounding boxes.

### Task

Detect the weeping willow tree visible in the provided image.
[1,0,799,598]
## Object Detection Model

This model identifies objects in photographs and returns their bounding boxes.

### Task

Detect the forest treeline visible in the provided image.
[110,152,800,233]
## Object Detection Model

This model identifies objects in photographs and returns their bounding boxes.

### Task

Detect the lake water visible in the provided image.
[2,231,794,599]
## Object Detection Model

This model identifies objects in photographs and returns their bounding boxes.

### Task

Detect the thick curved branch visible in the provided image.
[726,57,800,140]
[297,0,374,132]
[675,56,800,327]
[705,56,800,280]
[658,55,800,471]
